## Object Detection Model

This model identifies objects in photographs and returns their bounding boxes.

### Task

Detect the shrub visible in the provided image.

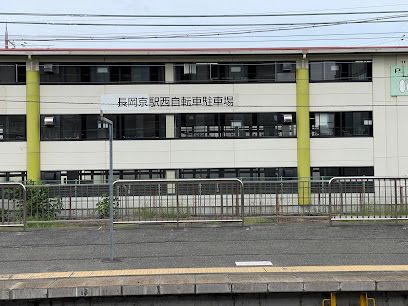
[25,181,63,220]
[96,196,119,219]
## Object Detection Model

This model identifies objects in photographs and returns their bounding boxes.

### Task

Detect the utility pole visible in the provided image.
[4,24,8,49]
[99,112,115,261]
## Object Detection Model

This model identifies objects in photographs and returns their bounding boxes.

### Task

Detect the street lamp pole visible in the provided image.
[100,113,114,261]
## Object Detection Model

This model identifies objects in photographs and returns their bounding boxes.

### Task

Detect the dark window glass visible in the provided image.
[41,171,61,183]
[309,61,372,82]
[174,62,295,83]
[176,113,296,138]
[0,63,26,84]
[174,64,211,82]
[16,65,26,83]
[61,115,81,140]
[41,114,166,140]
[121,114,164,139]
[0,115,26,141]
[313,167,374,178]
[40,63,165,84]
[178,168,297,179]
[310,111,372,137]
[276,63,296,82]
[342,112,372,137]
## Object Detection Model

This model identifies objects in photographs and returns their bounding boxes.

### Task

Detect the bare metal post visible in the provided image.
[240,180,245,226]
[394,178,398,224]
[176,181,179,229]
[100,114,114,261]
[328,181,332,226]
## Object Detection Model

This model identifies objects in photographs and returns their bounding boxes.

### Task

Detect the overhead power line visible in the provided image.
[0,13,407,27]
[5,36,405,43]
[1,10,408,18]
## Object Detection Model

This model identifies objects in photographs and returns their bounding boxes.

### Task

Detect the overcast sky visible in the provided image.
[2,0,408,48]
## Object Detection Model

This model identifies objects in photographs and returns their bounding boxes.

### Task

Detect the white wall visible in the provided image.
[40,138,297,171]
[40,83,296,114]
[0,86,26,114]
[310,138,373,167]
[0,142,26,171]
[310,82,372,111]
[372,55,408,176]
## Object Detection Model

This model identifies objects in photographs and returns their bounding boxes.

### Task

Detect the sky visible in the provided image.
[2,0,408,49]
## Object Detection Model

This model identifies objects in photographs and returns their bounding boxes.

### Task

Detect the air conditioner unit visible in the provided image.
[43,116,55,127]
[282,114,293,124]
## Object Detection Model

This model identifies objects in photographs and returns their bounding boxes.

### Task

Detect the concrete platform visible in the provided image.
[1,266,408,301]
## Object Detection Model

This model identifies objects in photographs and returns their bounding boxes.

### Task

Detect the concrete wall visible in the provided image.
[40,138,297,171]
[372,55,408,176]
[0,85,25,114]
[39,83,296,114]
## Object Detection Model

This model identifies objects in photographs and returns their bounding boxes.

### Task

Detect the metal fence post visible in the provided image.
[176,181,179,229]
[22,185,27,231]
[240,180,245,226]
[328,178,333,226]
[0,183,26,229]
[394,178,398,224]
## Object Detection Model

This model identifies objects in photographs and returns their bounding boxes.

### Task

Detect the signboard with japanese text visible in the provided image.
[391,65,408,96]
[101,94,237,113]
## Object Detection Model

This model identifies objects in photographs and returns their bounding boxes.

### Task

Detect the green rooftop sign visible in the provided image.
[391,65,408,96]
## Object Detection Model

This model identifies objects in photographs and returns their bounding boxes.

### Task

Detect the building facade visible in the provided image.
[0,47,406,183]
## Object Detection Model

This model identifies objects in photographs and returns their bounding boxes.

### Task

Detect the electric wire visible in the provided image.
[2,9,408,18]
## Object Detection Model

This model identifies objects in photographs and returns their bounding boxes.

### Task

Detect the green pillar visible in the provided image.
[26,62,41,182]
[296,67,311,205]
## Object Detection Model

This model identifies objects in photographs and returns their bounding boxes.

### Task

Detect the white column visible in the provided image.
[166,115,175,139]
[165,63,174,83]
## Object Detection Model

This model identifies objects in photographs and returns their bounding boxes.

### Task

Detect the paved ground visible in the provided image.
[1,222,408,274]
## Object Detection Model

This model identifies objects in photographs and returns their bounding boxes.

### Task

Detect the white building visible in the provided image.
[0,47,406,183]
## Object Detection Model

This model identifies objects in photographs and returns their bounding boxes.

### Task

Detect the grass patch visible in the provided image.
[244,217,271,225]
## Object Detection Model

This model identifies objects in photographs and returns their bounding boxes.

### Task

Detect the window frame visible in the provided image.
[173,62,296,84]
[176,112,297,139]
[310,111,373,138]
[309,60,372,83]
[39,63,166,85]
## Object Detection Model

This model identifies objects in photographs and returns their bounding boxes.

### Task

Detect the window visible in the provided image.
[310,112,372,137]
[0,171,26,182]
[0,115,26,141]
[312,167,374,179]
[0,63,26,84]
[309,61,372,82]
[40,63,165,84]
[41,115,82,140]
[177,114,219,138]
[178,168,297,179]
[41,114,166,140]
[41,171,61,183]
[176,113,296,138]
[121,114,165,139]
[174,62,295,83]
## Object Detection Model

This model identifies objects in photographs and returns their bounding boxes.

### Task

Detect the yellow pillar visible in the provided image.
[26,62,41,182]
[296,66,311,205]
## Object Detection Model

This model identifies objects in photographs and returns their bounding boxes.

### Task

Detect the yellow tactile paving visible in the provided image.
[3,265,408,281]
